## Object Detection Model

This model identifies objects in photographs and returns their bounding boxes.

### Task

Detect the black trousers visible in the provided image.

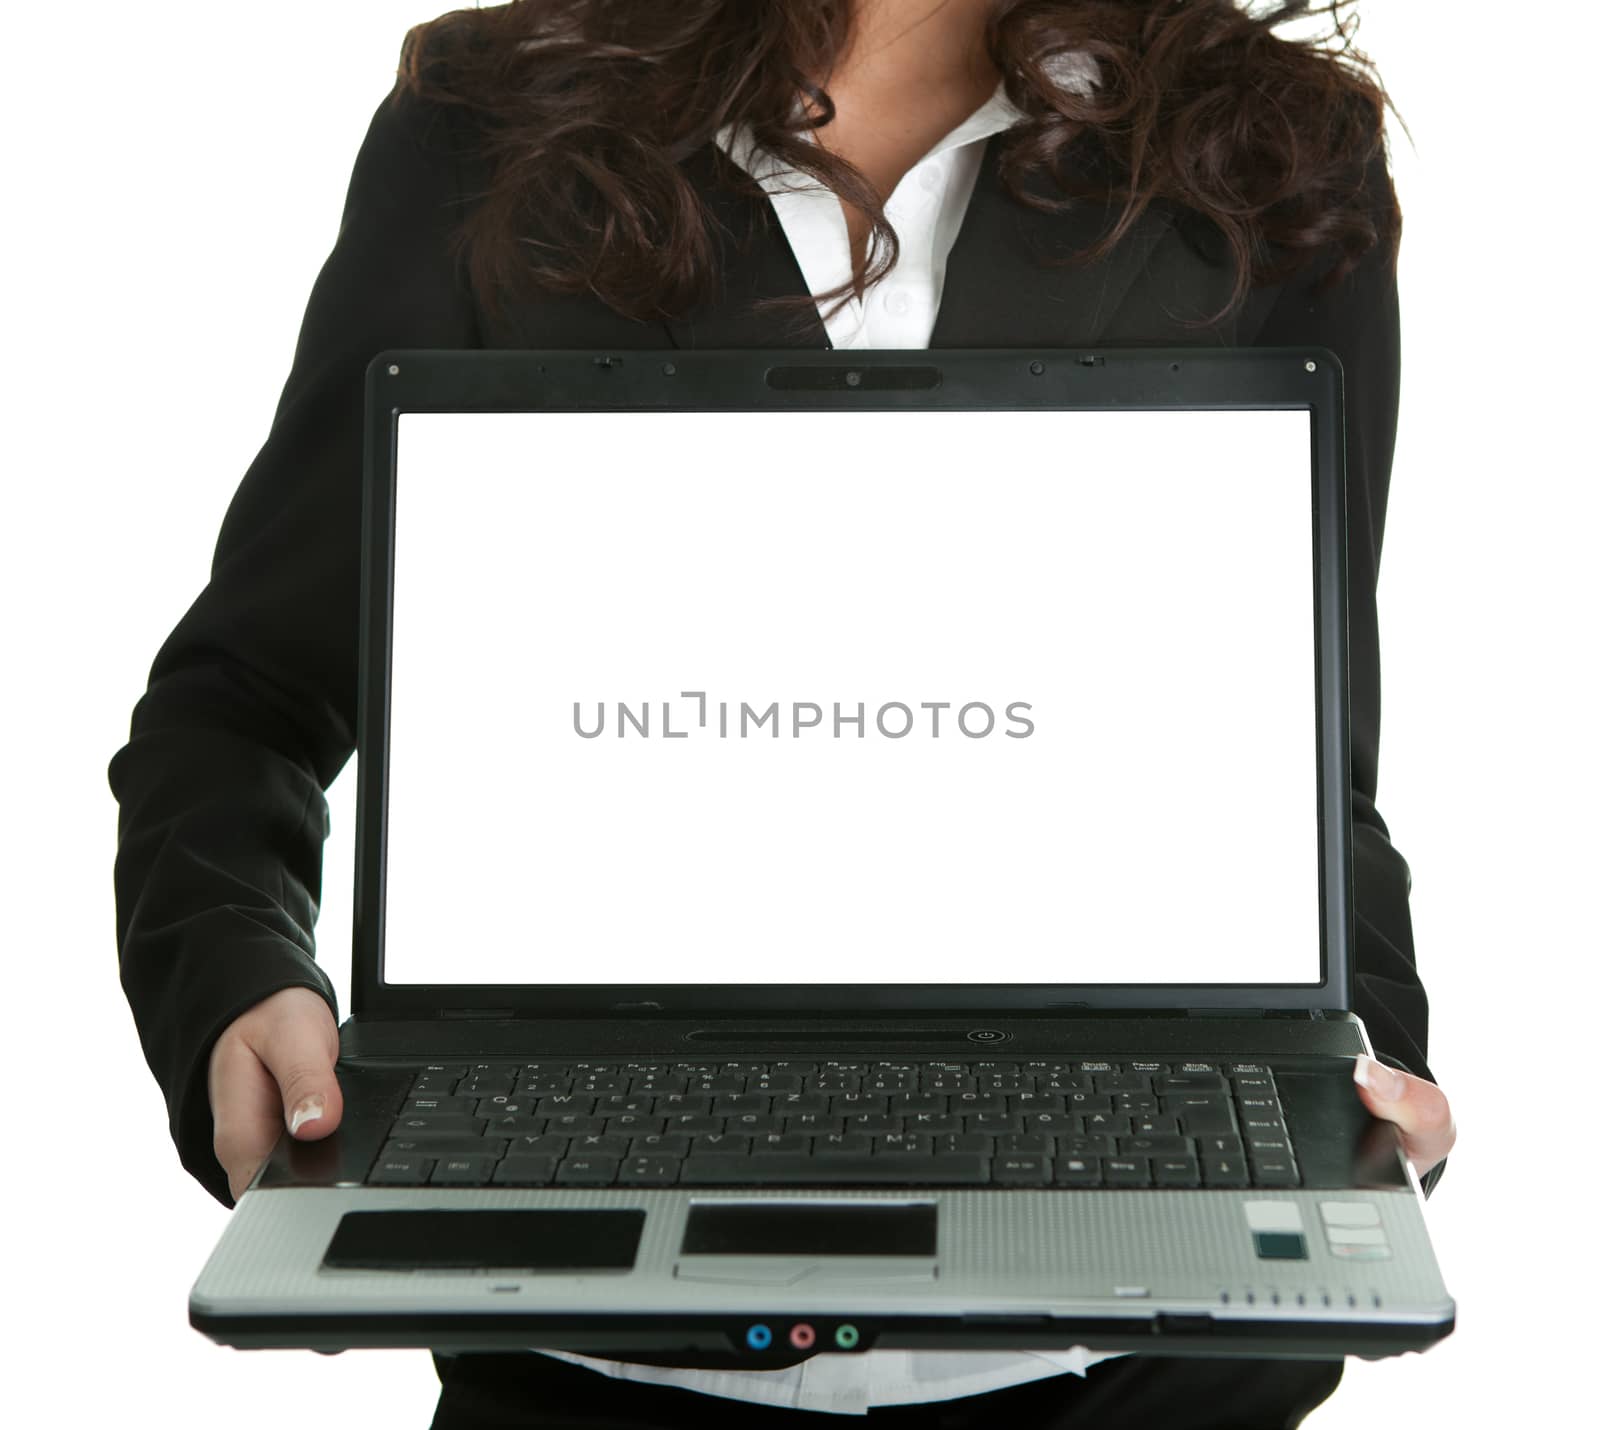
[429,1351,1345,1429]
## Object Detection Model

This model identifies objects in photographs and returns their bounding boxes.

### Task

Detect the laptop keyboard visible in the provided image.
[365,1059,1300,1189]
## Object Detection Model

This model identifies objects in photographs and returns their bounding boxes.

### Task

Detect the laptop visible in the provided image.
[189,345,1455,1362]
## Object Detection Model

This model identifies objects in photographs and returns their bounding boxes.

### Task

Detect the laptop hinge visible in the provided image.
[1183,1007,1282,1018]
[438,1009,518,1019]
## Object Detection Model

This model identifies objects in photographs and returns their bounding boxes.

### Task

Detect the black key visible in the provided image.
[994,1156,1052,1186]
[1075,1061,1119,1075]
[1120,1134,1195,1157]
[1095,1074,1152,1094]
[726,1114,784,1136]
[402,1096,477,1115]
[773,1093,829,1116]
[1201,1156,1250,1188]
[1130,1116,1180,1135]
[714,1094,772,1115]
[655,1094,713,1117]
[849,1115,903,1135]
[677,1155,990,1185]
[665,1113,724,1136]
[1173,1062,1221,1075]
[569,1133,630,1157]
[598,1095,656,1115]
[382,1136,509,1159]
[618,1155,682,1185]
[1128,1062,1170,1075]
[368,1155,432,1185]
[516,1076,574,1095]
[1080,1113,1131,1136]
[1055,1134,1117,1158]
[923,1074,976,1092]
[691,1076,745,1094]
[1224,1063,1271,1076]
[536,1095,596,1116]
[1194,1134,1245,1158]
[492,1156,559,1185]
[1012,1094,1066,1115]
[1236,1096,1283,1116]
[938,1133,994,1155]
[1245,1137,1294,1157]
[1153,1156,1201,1187]
[875,1133,933,1156]
[605,1115,665,1138]
[951,1093,1007,1115]
[833,1094,889,1115]
[630,1133,692,1157]
[693,1133,752,1155]
[1155,1074,1224,1093]
[482,1114,545,1136]
[815,1133,872,1155]
[1112,1094,1160,1116]
[629,1076,687,1095]
[1024,1112,1080,1135]
[1250,1155,1301,1187]
[1053,1156,1103,1187]
[505,1134,568,1157]
[968,1113,1022,1133]
[572,1075,627,1093]
[895,1094,949,1116]
[788,1114,845,1135]
[1104,1157,1151,1187]
[752,1134,810,1155]
[1064,1094,1113,1114]
[1177,1107,1236,1136]
[997,1134,1052,1156]
[474,1097,538,1118]
[905,1114,962,1135]
[769,1062,818,1078]
[555,1156,620,1185]
[1231,1075,1277,1095]
[1241,1117,1287,1139]
[390,1114,484,1136]
[430,1156,495,1185]
[544,1114,607,1136]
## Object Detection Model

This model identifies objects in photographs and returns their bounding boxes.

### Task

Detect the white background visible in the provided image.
[385,409,1320,988]
[3,1,1594,1424]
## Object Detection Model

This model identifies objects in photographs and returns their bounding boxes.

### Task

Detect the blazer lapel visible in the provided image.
[658,133,1247,352]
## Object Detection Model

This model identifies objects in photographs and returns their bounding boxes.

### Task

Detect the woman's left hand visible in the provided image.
[1352,1053,1456,1180]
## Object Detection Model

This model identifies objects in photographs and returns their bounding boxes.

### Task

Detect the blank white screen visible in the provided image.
[382,408,1321,986]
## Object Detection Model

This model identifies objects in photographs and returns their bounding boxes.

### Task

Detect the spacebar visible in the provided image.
[678,1155,990,1185]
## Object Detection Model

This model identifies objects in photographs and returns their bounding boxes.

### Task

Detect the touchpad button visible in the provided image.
[321,1209,644,1271]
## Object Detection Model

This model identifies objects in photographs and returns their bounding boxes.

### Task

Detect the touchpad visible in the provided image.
[682,1203,937,1257]
[321,1209,644,1271]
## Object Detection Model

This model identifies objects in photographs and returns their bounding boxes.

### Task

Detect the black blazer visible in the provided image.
[107,77,1445,1211]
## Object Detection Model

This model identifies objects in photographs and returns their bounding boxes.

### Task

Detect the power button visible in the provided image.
[966,1029,1010,1044]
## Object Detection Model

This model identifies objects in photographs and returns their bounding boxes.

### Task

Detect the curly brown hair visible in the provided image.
[396,0,1407,335]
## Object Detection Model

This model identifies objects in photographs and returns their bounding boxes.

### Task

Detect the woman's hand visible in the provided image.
[1352,1053,1456,1180]
[208,986,344,1203]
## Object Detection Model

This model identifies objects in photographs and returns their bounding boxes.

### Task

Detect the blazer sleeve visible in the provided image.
[106,75,482,1209]
[1252,154,1447,1199]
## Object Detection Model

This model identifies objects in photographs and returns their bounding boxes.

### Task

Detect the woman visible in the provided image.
[108,0,1456,1425]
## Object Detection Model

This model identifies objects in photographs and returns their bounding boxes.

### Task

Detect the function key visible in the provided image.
[1076,1061,1119,1074]
[672,1063,720,1077]
[519,1061,572,1075]
[821,1061,870,1074]
[1175,1062,1220,1075]
[1128,1062,1170,1075]
[1224,1063,1270,1075]
[769,1062,818,1077]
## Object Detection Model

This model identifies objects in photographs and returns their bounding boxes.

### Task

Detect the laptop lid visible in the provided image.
[352,347,1353,1021]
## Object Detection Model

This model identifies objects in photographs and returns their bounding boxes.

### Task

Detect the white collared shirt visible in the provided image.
[534,54,1134,1418]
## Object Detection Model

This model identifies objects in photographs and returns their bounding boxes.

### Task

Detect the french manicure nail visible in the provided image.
[1353,1054,1401,1101]
[289,1094,326,1134]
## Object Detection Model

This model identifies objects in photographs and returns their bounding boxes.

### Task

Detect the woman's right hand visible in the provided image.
[208,986,344,1202]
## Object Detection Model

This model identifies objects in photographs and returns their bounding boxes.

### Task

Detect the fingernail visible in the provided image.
[289,1094,326,1134]
[1353,1054,1402,1101]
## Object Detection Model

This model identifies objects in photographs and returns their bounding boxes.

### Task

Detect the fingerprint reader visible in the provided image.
[1253,1231,1308,1260]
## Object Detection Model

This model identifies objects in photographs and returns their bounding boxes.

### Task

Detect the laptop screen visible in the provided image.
[381,407,1321,988]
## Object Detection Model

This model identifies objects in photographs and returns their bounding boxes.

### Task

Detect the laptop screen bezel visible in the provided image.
[351,347,1353,1018]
